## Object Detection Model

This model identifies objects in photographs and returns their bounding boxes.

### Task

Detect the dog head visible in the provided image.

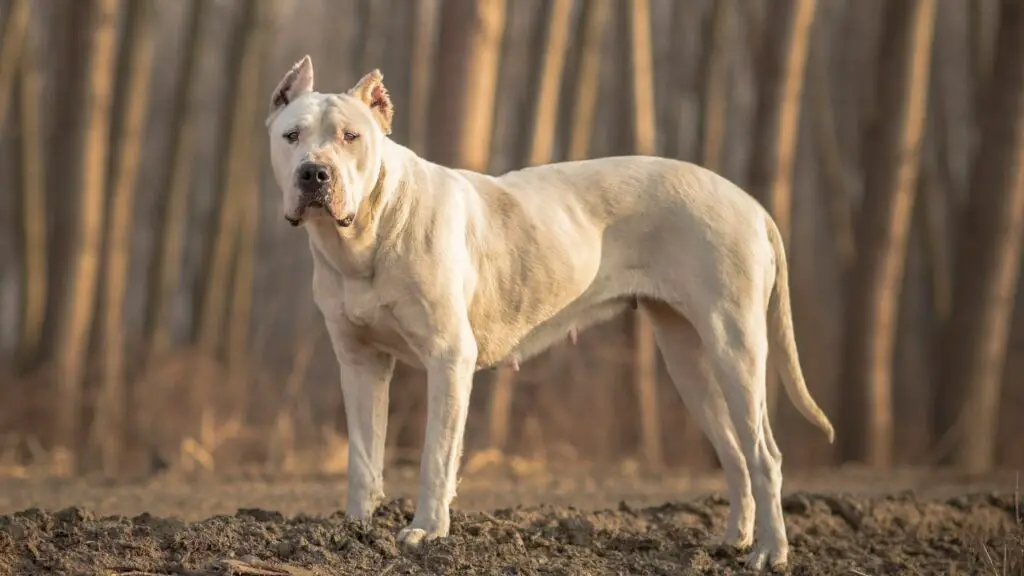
[266,56,394,228]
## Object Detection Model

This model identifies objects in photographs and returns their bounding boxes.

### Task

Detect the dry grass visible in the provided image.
[0,433,72,478]
[0,334,1022,483]
[968,473,1024,576]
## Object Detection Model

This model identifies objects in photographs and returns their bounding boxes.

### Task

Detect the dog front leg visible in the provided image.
[327,322,395,520]
[397,345,476,548]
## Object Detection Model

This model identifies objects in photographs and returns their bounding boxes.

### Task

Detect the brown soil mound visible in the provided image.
[0,491,1020,575]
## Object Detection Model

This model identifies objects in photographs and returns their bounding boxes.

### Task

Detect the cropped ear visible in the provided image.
[269,55,314,116]
[347,69,394,135]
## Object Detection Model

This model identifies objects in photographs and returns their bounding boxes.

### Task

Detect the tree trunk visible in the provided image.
[194,0,261,355]
[93,0,157,476]
[227,0,274,410]
[428,0,506,170]
[408,0,439,154]
[838,0,937,467]
[747,0,817,422]
[0,0,28,130]
[698,0,734,174]
[663,0,735,470]
[936,0,1024,474]
[661,0,701,163]
[53,0,120,460]
[145,0,208,357]
[626,0,663,469]
[14,13,45,375]
[524,0,573,167]
[808,15,856,271]
[561,0,611,459]
[483,0,573,454]
[917,99,953,325]
[565,0,610,162]
[352,0,388,74]
[969,0,999,126]
[429,0,508,450]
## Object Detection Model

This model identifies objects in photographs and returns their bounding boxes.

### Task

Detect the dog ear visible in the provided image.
[269,55,314,116]
[348,69,394,135]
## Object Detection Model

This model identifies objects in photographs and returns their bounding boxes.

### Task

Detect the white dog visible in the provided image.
[265,56,834,570]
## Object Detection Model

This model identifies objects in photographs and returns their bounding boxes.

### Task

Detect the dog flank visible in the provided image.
[266,56,833,570]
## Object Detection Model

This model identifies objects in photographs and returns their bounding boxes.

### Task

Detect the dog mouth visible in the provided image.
[285,200,355,228]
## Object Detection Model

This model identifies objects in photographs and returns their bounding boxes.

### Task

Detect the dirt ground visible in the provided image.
[0,466,1020,575]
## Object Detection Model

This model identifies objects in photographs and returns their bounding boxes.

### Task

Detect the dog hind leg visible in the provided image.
[644,301,754,549]
[697,304,788,570]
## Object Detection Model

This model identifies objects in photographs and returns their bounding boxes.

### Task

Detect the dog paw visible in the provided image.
[743,542,788,572]
[708,531,753,551]
[346,489,384,520]
[398,525,448,551]
[397,527,429,549]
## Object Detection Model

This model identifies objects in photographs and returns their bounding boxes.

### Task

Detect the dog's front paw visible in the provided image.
[397,523,446,550]
[397,511,449,551]
[743,540,788,572]
[708,530,753,551]
[346,489,385,520]
[397,527,428,549]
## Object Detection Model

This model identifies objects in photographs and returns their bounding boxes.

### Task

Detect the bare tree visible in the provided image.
[808,13,856,270]
[408,0,439,154]
[0,0,28,130]
[194,0,262,355]
[660,0,701,163]
[53,0,120,458]
[560,0,612,458]
[674,0,737,470]
[484,0,574,454]
[747,0,817,420]
[13,12,45,374]
[524,0,573,167]
[917,95,954,324]
[352,0,388,74]
[92,0,158,476]
[626,0,662,469]
[839,0,937,467]
[969,0,999,123]
[698,0,735,174]
[428,0,507,170]
[227,0,275,399]
[936,0,1024,474]
[565,0,610,162]
[428,0,509,449]
[146,0,208,357]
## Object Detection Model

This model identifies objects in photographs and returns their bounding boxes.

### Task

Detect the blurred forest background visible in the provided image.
[0,0,1022,480]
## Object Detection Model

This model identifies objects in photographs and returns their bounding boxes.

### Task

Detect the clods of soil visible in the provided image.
[0,491,1020,575]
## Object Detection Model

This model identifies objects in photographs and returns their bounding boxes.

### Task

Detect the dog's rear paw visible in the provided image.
[743,542,788,572]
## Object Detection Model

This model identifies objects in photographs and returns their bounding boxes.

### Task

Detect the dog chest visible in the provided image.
[345,283,426,367]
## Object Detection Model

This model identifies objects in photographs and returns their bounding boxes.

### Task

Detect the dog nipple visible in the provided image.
[511,357,520,372]
[569,327,578,345]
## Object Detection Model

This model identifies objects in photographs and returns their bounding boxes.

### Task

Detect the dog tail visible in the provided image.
[765,216,835,443]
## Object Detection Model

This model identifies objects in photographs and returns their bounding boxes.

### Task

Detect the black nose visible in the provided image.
[296,162,331,193]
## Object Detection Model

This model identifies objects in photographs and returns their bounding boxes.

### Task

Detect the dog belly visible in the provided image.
[498,298,632,367]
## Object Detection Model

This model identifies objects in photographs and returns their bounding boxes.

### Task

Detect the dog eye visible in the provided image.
[343,131,360,142]
[283,130,299,144]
